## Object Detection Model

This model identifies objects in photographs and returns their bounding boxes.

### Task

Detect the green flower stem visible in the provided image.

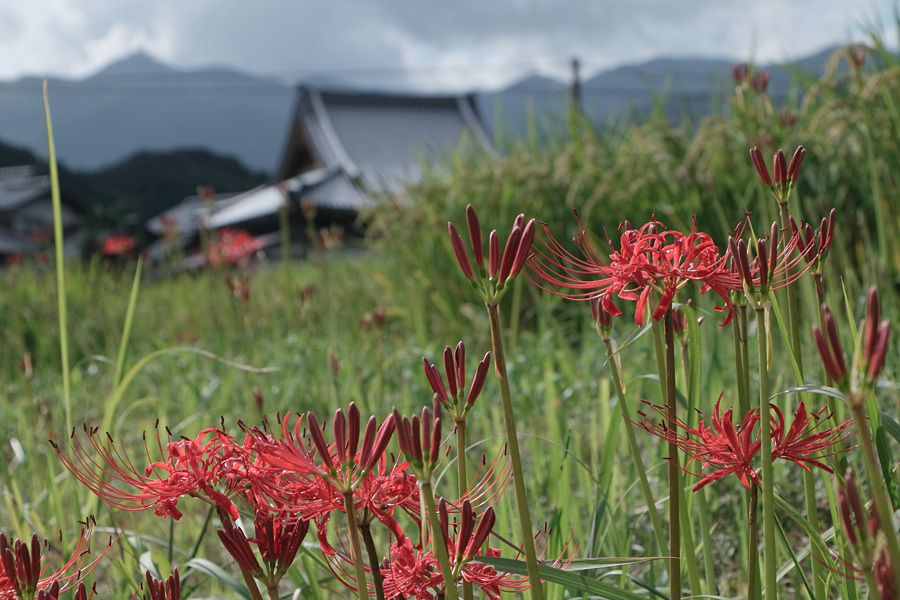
[663,311,682,600]
[732,304,750,418]
[755,304,777,599]
[486,302,544,600]
[739,305,751,417]
[778,199,827,600]
[359,522,385,600]
[653,309,681,600]
[748,482,761,600]
[421,481,460,600]
[455,419,474,600]
[342,491,369,600]
[239,569,266,600]
[602,337,667,557]
[850,399,900,593]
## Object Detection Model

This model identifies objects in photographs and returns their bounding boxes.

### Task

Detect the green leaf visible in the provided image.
[879,410,900,445]
[184,558,252,600]
[560,556,666,571]
[773,493,838,576]
[875,427,900,509]
[473,555,651,600]
[770,384,844,401]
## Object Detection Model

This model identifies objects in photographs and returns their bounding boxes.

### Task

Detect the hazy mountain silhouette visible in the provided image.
[0,46,848,175]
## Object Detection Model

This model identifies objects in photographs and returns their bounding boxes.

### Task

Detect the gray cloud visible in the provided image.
[0,0,892,90]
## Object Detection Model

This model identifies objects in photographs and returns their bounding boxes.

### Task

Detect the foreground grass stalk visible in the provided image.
[602,337,667,557]
[486,302,544,600]
[421,482,460,600]
[342,491,370,600]
[43,81,72,437]
[850,398,900,593]
[664,310,682,600]
[755,304,777,599]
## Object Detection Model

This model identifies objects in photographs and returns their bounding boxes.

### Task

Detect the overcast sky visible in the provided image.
[0,0,894,91]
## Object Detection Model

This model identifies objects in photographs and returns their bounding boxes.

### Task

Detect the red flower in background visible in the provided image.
[100,234,135,257]
[208,229,263,267]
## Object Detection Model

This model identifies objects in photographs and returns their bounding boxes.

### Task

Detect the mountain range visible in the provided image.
[0,47,848,176]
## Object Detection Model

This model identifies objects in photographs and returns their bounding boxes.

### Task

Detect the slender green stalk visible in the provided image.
[755,304,777,599]
[359,522,386,600]
[421,481,460,600]
[342,491,369,600]
[739,305,751,416]
[663,311,682,600]
[43,81,72,437]
[486,302,544,600]
[454,419,474,600]
[850,399,900,593]
[732,303,750,418]
[695,490,716,595]
[602,337,667,556]
[748,483,760,600]
[239,569,266,600]
[778,201,826,600]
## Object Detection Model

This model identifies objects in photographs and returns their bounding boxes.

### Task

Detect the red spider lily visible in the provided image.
[52,425,241,520]
[218,510,309,584]
[422,342,491,417]
[142,570,180,600]
[638,396,852,491]
[750,146,806,204]
[789,209,836,272]
[380,538,531,600]
[0,519,112,600]
[875,545,897,600]
[100,234,135,257]
[448,205,536,302]
[813,287,890,392]
[749,70,770,93]
[245,404,395,498]
[528,217,738,326]
[208,228,263,267]
[392,398,445,479]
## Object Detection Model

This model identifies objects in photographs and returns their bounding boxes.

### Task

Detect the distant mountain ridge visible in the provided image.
[0,46,848,174]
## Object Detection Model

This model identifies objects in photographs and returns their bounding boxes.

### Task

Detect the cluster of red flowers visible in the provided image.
[637,396,853,491]
[100,234,136,257]
[207,229,263,267]
[0,520,110,600]
[52,392,542,599]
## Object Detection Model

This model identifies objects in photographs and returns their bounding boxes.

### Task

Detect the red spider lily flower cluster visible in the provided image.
[52,425,241,520]
[529,217,739,326]
[728,220,821,307]
[0,520,111,600]
[448,205,536,303]
[379,500,528,600]
[207,228,263,267]
[422,342,490,420]
[749,70,771,93]
[54,396,554,600]
[100,234,136,257]
[141,570,181,600]
[392,399,445,479]
[789,209,836,273]
[749,146,805,205]
[838,469,880,566]
[813,286,890,397]
[638,396,853,491]
[218,512,309,586]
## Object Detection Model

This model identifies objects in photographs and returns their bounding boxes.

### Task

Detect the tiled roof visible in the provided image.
[282,87,492,209]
